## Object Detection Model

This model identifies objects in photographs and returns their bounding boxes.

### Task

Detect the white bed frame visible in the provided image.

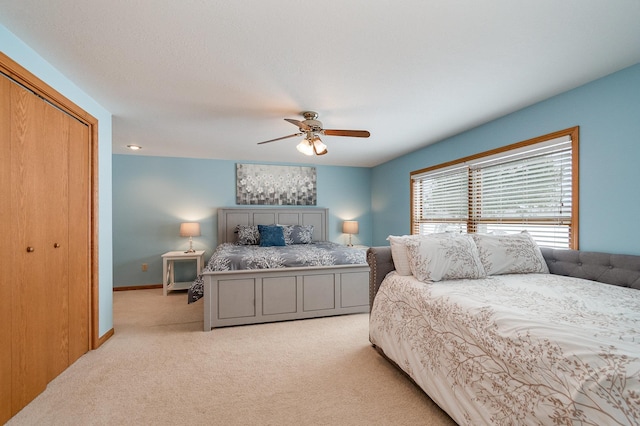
[201,207,370,331]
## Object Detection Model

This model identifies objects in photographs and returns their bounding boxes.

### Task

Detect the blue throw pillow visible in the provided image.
[258,225,285,247]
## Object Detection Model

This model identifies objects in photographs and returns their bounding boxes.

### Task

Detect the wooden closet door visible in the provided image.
[42,97,71,382]
[0,72,13,425]
[10,81,53,412]
[7,81,90,416]
[67,116,90,364]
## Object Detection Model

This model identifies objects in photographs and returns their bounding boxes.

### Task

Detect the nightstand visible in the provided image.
[162,250,205,296]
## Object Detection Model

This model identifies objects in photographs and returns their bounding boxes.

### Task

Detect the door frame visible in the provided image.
[0,52,102,349]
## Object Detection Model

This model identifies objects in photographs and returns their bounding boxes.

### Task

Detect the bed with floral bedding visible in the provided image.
[188,241,366,303]
[193,208,370,331]
[367,232,640,426]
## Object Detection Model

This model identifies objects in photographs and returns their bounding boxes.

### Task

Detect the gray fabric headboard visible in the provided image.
[367,246,640,309]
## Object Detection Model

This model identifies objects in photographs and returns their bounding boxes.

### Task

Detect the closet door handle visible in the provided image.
[54,243,60,248]
[26,246,35,253]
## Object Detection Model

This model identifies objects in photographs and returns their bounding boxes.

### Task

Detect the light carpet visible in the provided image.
[8,288,455,425]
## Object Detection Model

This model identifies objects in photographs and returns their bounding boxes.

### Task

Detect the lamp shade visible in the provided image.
[311,136,327,155]
[179,222,201,237]
[296,139,314,156]
[342,220,359,235]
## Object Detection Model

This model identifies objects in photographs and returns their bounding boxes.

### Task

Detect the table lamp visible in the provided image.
[342,220,359,247]
[180,222,200,253]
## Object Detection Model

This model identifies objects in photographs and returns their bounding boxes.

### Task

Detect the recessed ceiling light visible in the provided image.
[127,144,142,151]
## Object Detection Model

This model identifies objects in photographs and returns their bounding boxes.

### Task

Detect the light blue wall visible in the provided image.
[1,25,114,336]
[112,156,371,287]
[372,63,640,255]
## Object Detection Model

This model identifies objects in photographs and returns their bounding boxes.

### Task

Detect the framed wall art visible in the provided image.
[236,163,317,205]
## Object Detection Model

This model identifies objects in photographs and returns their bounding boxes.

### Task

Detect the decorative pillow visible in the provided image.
[471,231,549,275]
[236,225,260,245]
[404,234,486,282]
[387,233,456,276]
[387,235,415,276]
[258,225,286,247]
[281,224,314,244]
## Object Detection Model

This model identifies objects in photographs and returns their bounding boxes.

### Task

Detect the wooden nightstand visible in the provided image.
[162,250,205,296]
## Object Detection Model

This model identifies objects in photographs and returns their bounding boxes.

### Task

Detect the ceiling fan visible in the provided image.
[257,111,370,156]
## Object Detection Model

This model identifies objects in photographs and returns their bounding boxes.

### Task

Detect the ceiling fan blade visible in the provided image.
[257,132,303,145]
[323,129,371,138]
[284,118,312,131]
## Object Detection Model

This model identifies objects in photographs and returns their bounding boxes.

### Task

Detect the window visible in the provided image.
[411,127,579,249]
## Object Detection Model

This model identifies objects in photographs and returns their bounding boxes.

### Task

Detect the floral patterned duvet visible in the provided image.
[188,242,366,303]
[369,272,640,425]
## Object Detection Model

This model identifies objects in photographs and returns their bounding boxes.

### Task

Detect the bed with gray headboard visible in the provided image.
[198,207,370,331]
[366,243,640,425]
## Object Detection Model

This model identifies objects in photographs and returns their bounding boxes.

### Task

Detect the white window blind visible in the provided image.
[411,134,576,248]
[412,166,469,234]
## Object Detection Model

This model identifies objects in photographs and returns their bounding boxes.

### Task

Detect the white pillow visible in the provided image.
[387,233,455,276]
[471,231,549,275]
[404,234,486,282]
[386,235,414,276]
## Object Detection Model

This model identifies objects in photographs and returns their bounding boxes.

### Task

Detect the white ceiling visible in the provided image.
[2,1,640,167]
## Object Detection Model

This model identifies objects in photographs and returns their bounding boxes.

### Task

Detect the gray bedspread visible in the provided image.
[188,242,366,303]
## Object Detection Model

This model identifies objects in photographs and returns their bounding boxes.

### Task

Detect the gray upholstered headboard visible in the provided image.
[367,246,640,309]
[217,207,329,245]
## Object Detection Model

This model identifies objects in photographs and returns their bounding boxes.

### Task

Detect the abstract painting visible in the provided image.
[236,164,317,205]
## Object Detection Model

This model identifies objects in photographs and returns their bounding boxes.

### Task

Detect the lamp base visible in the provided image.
[184,237,195,253]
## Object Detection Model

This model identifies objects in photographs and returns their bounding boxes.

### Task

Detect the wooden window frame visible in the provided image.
[410,127,580,249]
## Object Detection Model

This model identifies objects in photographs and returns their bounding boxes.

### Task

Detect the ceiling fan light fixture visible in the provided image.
[311,136,327,155]
[296,139,314,156]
